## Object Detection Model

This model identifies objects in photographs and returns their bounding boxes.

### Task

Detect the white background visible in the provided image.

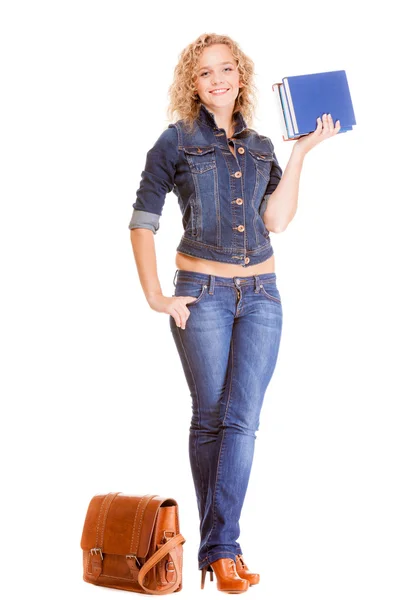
[1,1,399,599]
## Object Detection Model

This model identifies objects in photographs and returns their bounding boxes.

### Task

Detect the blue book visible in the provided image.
[272,70,356,141]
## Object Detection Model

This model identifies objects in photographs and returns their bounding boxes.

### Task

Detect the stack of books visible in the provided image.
[272,69,356,141]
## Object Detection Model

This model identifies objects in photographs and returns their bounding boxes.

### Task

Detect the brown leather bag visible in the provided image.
[80,493,185,594]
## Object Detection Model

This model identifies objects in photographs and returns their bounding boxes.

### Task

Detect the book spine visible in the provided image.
[272,83,289,140]
[280,81,295,138]
[283,77,298,134]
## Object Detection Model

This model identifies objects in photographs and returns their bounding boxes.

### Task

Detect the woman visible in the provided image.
[129,33,340,593]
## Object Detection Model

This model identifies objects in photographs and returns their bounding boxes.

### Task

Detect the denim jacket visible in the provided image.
[128,103,283,267]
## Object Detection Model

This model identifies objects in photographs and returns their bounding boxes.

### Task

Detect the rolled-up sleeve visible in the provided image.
[128,124,178,233]
[259,144,283,219]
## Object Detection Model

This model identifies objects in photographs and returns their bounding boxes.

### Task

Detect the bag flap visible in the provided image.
[80,493,178,558]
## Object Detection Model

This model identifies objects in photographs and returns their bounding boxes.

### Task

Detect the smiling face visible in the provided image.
[194,44,243,113]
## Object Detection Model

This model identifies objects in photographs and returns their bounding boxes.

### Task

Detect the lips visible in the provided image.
[209,88,229,94]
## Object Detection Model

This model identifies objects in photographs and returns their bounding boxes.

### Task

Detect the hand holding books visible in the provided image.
[273,70,356,142]
[293,112,341,156]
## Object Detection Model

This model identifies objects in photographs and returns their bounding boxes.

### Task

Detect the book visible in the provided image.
[272,69,356,141]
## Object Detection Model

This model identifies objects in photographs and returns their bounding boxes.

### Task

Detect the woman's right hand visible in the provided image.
[147,292,197,329]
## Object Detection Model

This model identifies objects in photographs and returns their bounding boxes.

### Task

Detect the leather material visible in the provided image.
[201,558,249,593]
[81,493,185,595]
[235,554,260,585]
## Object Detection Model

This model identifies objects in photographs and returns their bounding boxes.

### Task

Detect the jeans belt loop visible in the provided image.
[208,274,215,295]
[254,274,261,293]
[173,268,179,287]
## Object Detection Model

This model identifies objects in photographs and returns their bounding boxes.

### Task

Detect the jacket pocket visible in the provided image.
[248,149,274,183]
[183,146,216,174]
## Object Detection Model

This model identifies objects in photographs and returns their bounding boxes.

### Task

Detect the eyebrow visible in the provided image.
[197,61,235,72]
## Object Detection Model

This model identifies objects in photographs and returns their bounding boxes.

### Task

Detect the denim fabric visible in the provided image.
[128,208,160,233]
[129,103,283,267]
[169,268,283,569]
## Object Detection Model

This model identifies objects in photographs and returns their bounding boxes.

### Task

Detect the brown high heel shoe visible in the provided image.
[201,557,249,593]
[235,554,260,585]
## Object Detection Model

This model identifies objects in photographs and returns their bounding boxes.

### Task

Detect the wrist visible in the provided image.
[291,144,307,161]
[146,290,163,301]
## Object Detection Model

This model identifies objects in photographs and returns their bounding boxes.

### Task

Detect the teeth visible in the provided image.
[210,89,228,94]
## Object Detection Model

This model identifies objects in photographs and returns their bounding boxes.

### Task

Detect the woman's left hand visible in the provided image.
[293,113,341,155]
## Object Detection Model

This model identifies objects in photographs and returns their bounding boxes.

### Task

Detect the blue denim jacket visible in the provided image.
[129,103,283,267]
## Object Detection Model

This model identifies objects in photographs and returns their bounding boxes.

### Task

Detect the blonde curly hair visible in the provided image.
[166,33,258,133]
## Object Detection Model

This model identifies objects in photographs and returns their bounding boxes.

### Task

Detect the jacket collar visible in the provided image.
[197,102,248,136]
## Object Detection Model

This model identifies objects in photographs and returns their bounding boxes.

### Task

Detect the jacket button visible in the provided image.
[237,225,245,232]
[238,147,245,154]
[244,257,250,264]
[234,171,242,178]
[236,198,243,205]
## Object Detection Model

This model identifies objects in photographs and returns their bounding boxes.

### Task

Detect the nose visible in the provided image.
[211,74,225,86]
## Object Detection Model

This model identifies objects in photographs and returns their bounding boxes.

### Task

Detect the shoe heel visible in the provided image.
[200,566,207,589]
[200,566,213,589]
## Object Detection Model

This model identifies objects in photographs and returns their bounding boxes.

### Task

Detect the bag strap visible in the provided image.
[137,533,185,595]
[128,494,157,555]
[91,492,120,579]
[96,492,120,547]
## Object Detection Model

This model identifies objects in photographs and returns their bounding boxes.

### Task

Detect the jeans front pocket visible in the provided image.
[258,280,282,304]
[174,280,209,306]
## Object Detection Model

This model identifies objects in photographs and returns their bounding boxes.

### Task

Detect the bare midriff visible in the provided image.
[175,141,276,277]
[175,252,275,277]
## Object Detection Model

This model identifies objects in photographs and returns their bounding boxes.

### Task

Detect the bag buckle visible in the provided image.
[166,559,175,573]
[90,547,103,560]
[162,530,175,543]
[126,554,141,568]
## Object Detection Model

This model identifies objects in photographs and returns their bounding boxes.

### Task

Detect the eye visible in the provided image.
[200,67,233,77]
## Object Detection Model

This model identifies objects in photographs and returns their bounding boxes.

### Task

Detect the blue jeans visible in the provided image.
[169,269,283,571]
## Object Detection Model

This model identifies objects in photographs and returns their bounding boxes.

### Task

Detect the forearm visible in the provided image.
[263,146,306,233]
[130,229,163,303]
